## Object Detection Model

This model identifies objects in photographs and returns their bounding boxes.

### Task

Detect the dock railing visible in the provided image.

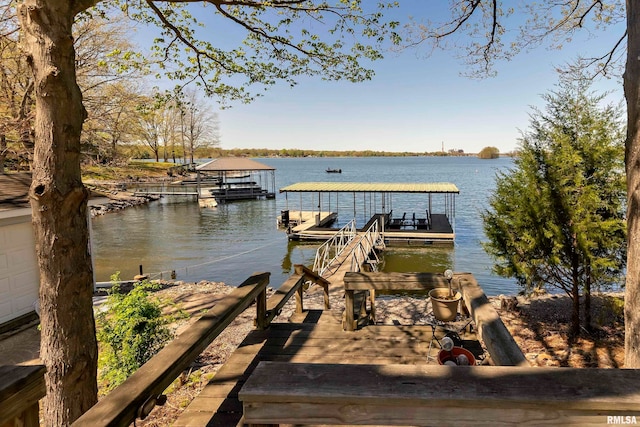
[350,218,384,273]
[312,219,356,276]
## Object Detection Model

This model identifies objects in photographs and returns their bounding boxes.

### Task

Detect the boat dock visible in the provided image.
[279,182,459,244]
[194,158,276,203]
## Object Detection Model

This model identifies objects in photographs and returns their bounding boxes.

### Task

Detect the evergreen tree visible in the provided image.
[483,75,626,335]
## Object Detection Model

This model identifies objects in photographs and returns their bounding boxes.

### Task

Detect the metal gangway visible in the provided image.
[312,218,385,277]
[350,219,385,273]
[312,219,357,277]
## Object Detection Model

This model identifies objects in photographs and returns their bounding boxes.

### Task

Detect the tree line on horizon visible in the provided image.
[132,146,515,160]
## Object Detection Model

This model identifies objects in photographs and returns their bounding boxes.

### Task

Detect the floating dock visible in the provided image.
[278,182,459,244]
[277,210,337,234]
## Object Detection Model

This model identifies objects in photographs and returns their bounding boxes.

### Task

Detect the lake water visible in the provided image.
[90,156,519,296]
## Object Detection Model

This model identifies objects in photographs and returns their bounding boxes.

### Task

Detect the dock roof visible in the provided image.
[196,158,275,172]
[279,182,459,194]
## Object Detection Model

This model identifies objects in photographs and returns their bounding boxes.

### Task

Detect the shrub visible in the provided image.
[96,277,174,391]
[478,146,500,159]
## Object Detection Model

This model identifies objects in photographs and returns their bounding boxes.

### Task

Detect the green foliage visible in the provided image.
[478,146,500,159]
[597,295,625,326]
[90,1,400,105]
[96,278,174,391]
[482,72,626,332]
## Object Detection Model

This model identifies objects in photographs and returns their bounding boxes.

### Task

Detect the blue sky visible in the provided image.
[134,2,627,154]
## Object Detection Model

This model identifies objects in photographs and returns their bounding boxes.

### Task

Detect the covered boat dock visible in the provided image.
[278,182,459,244]
[195,158,276,204]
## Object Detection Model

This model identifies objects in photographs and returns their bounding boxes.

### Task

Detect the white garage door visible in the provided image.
[0,210,39,325]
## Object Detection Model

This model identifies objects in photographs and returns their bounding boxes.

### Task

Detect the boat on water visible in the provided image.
[326,168,342,173]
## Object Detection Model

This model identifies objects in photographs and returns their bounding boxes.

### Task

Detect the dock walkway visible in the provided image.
[318,237,362,284]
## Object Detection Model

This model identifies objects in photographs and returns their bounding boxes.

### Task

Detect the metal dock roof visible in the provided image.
[196,158,275,171]
[279,182,459,194]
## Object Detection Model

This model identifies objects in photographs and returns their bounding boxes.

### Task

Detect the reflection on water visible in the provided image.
[381,246,453,274]
[92,200,319,287]
[91,156,520,295]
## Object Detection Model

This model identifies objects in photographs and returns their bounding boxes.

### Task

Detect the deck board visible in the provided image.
[0,173,31,210]
[174,309,481,427]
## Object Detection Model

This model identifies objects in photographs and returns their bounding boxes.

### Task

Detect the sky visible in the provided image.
[134,2,627,154]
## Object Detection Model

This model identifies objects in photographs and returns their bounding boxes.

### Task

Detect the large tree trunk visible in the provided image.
[18,0,98,424]
[625,0,640,369]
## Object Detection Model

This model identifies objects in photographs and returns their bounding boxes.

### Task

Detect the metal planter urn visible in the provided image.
[429,288,461,322]
[429,269,461,322]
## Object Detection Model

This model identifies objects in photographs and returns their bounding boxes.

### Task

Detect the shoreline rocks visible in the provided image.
[89,192,159,217]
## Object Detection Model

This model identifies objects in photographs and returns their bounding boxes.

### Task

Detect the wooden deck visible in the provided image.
[383,213,454,245]
[277,210,338,234]
[174,310,482,426]
[0,173,31,210]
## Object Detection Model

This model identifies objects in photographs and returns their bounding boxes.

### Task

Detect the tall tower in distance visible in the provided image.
[441,141,444,153]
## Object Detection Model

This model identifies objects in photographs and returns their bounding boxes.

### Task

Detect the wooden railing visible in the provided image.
[457,273,529,366]
[73,266,332,426]
[240,361,640,426]
[74,272,272,426]
[0,365,45,427]
[342,271,527,367]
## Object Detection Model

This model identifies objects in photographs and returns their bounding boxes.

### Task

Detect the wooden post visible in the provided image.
[344,289,355,331]
[369,289,376,324]
[323,282,330,309]
[256,287,267,330]
[293,265,304,314]
[295,286,304,315]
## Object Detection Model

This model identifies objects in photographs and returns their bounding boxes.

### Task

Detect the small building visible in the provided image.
[195,158,276,204]
[0,173,39,329]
